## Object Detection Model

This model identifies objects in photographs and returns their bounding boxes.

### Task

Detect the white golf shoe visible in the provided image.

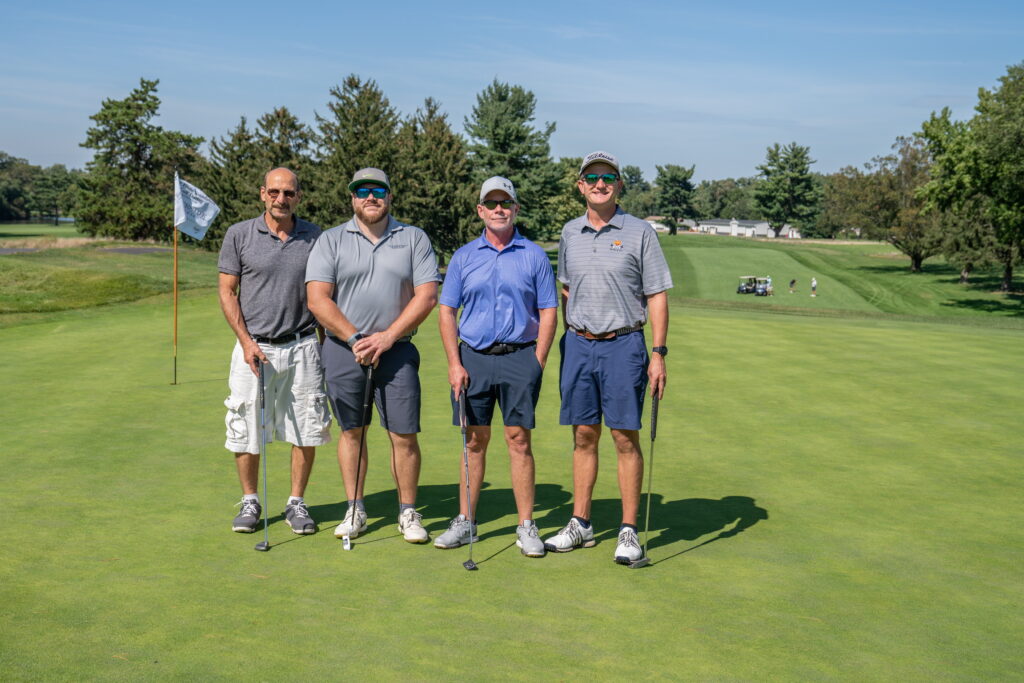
[614,526,643,565]
[334,509,368,539]
[398,508,430,544]
[543,517,596,552]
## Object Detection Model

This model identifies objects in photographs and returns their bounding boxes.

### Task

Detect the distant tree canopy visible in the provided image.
[0,152,82,222]
[693,177,762,221]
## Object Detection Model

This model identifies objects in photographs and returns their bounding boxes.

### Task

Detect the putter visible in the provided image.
[458,390,477,571]
[343,364,374,550]
[630,393,659,569]
[254,361,271,552]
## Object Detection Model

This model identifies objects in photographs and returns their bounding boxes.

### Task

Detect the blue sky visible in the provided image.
[2,0,1022,182]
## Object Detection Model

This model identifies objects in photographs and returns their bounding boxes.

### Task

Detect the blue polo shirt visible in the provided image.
[440,230,557,350]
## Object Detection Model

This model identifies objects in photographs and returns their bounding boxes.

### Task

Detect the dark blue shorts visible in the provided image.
[451,343,543,428]
[559,330,648,430]
[323,337,421,433]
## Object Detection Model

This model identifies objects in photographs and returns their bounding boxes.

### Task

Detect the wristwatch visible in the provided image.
[652,346,668,357]
[347,332,366,346]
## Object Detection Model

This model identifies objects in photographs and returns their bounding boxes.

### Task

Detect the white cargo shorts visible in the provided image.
[224,335,332,454]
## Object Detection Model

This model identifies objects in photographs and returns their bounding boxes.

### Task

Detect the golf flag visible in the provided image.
[173,172,220,240]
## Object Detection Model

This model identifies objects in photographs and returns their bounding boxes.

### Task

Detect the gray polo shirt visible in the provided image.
[305,216,441,336]
[557,207,673,334]
[218,214,322,339]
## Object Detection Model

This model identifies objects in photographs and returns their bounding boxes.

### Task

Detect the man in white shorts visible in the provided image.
[218,167,332,536]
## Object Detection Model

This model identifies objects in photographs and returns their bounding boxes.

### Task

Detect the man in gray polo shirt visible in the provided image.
[306,167,440,544]
[545,151,673,565]
[218,167,332,537]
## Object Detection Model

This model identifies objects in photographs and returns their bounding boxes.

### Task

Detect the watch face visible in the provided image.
[653,346,668,356]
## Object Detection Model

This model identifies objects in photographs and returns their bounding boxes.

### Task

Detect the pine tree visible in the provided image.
[755,142,819,237]
[464,80,561,240]
[78,78,204,241]
[393,98,474,262]
[310,75,400,228]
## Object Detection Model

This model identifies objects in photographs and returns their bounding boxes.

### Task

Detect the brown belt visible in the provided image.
[570,324,643,340]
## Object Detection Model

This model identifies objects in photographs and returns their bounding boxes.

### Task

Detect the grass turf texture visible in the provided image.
[1,235,1021,679]
[0,222,83,240]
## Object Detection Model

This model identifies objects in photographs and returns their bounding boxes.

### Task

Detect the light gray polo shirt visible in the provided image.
[218,214,322,339]
[305,215,441,336]
[557,206,673,334]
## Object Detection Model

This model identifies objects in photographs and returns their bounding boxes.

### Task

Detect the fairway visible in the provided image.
[2,238,1022,680]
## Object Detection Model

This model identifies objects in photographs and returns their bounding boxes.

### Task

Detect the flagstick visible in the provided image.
[172,225,178,386]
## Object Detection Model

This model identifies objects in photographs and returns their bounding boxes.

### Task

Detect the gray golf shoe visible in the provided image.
[232,498,261,533]
[614,526,643,564]
[433,514,478,549]
[516,520,546,558]
[283,501,317,535]
[543,517,596,552]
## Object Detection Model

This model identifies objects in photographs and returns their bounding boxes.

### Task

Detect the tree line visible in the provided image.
[3,64,1021,288]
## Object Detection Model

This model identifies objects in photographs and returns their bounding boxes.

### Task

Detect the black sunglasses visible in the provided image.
[265,188,297,198]
[481,199,516,210]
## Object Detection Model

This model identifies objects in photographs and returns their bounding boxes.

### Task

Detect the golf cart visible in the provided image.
[755,277,773,296]
[737,276,756,294]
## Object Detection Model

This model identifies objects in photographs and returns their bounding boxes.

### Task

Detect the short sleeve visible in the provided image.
[304,229,337,283]
[438,249,464,308]
[218,224,242,276]
[411,229,441,287]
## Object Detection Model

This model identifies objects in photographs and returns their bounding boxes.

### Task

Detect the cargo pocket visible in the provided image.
[224,396,250,445]
[302,393,332,443]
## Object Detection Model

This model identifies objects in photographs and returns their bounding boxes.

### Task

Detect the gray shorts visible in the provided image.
[322,337,421,434]
[453,342,543,429]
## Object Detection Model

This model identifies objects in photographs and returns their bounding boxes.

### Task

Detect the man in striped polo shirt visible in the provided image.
[544,151,673,565]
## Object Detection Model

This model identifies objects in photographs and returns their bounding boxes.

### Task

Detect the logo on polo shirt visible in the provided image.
[387,242,408,249]
[610,240,623,251]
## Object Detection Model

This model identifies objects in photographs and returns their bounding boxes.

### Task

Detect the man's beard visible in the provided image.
[355,202,389,226]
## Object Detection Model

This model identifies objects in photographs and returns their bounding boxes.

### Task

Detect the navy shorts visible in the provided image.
[322,337,421,433]
[452,343,543,429]
[559,330,648,430]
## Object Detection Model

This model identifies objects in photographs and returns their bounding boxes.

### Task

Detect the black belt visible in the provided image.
[328,334,413,346]
[467,341,536,356]
[570,323,643,340]
[253,327,316,345]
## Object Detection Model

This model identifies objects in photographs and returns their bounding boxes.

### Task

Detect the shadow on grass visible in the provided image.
[940,293,1024,316]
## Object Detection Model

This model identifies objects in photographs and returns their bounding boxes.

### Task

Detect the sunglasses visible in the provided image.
[354,187,388,199]
[581,173,619,185]
[265,188,297,198]
[481,199,516,210]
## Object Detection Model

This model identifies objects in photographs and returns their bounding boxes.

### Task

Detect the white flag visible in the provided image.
[173,172,220,240]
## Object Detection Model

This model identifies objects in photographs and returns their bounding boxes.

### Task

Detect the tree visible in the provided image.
[755,142,819,237]
[77,78,204,241]
[874,137,943,272]
[30,164,80,225]
[544,156,587,232]
[818,166,876,239]
[655,164,696,234]
[464,80,561,240]
[619,165,658,218]
[693,177,762,221]
[0,152,40,220]
[921,63,1024,291]
[201,107,314,250]
[393,98,474,262]
[311,75,401,228]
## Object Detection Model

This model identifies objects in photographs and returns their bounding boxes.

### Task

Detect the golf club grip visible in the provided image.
[458,390,467,431]
[651,395,659,441]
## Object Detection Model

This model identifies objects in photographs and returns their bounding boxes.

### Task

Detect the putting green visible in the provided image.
[1,280,1021,679]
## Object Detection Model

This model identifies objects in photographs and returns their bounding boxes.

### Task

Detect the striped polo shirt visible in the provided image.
[557,206,673,334]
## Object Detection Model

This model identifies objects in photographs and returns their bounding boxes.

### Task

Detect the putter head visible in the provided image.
[254,541,270,552]
[628,556,651,569]
[342,535,352,551]
[463,560,478,571]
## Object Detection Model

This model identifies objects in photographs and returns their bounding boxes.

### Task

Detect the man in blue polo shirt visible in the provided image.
[435,176,557,558]
[545,151,673,565]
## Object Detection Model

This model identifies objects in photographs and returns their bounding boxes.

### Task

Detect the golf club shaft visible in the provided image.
[259,361,269,547]
[459,390,474,565]
[350,364,374,528]
[641,395,659,558]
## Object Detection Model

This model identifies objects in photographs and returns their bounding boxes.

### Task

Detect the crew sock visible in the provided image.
[572,515,591,528]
